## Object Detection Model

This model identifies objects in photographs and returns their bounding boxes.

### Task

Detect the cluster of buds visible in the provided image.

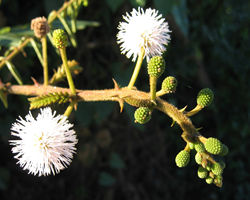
[175,137,228,187]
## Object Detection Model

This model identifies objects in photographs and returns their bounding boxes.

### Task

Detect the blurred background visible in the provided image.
[0,0,249,199]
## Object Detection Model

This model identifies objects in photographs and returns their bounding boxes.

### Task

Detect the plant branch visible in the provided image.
[0,38,32,70]
[6,84,199,142]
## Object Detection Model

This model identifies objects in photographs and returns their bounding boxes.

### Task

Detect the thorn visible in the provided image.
[196,127,203,131]
[150,99,157,106]
[112,78,120,90]
[118,99,124,113]
[171,120,176,127]
[31,77,40,86]
[74,102,78,111]
[179,105,187,112]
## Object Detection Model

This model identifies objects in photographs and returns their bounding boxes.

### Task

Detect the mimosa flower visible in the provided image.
[9,107,78,176]
[117,7,171,62]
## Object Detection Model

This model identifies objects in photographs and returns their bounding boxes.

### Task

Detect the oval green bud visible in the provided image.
[189,142,195,150]
[175,150,190,168]
[147,56,165,78]
[134,107,151,124]
[219,144,229,156]
[197,166,208,179]
[195,152,202,164]
[211,163,223,176]
[52,29,68,49]
[205,177,214,184]
[205,137,223,155]
[161,76,177,93]
[197,88,214,107]
[194,142,206,153]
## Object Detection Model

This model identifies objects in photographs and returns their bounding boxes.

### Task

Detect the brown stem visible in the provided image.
[6,84,198,142]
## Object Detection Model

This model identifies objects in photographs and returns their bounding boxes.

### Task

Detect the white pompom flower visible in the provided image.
[117,7,171,62]
[9,107,78,176]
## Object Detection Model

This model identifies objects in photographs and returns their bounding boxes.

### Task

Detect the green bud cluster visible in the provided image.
[147,56,165,78]
[161,76,177,93]
[52,29,68,49]
[185,136,228,187]
[175,150,190,168]
[134,107,151,124]
[197,88,214,107]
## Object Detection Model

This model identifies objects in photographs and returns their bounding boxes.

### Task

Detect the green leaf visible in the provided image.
[153,0,175,15]
[98,172,116,187]
[28,92,71,109]
[105,0,125,12]
[0,34,22,47]
[5,61,23,85]
[109,152,126,169]
[0,27,11,34]
[51,19,100,30]
[171,0,189,37]
[129,0,146,7]
[0,90,8,108]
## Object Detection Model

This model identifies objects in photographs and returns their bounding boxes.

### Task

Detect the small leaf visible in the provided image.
[28,92,71,109]
[129,0,146,7]
[49,60,83,84]
[51,19,100,30]
[98,172,116,187]
[0,27,11,34]
[5,61,23,85]
[0,90,8,108]
[109,152,126,169]
[105,0,125,12]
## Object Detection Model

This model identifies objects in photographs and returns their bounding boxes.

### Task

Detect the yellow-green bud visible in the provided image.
[189,142,195,150]
[205,137,223,155]
[195,152,202,164]
[161,76,177,93]
[52,29,68,49]
[175,150,190,168]
[211,163,223,176]
[197,166,208,179]
[219,144,229,156]
[134,107,151,124]
[147,56,165,78]
[197,88,214,107]
[194,142,205,153]
[205,177,214,184]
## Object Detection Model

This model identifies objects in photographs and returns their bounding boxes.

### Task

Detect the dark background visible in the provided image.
[0,0,249,199]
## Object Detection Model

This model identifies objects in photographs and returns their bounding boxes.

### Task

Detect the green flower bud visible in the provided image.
[205,177,214,184]
[214,175,223,185]
[211,163,223,176]
[161,76,177,92]
[52,29,68,49]
[189,142,195,150]
[194,142,206,153]
[205,137,223,155]
[147,56,165,78]
[195,152,202,164]
[219,161,226,169]
[197,88,214,108]
[197,166,208,179]
[175,150,190,168]
[219,144,229,156]
[134,107,151,124]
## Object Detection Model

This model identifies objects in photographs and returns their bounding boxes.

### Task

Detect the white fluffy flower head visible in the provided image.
[117,7,171,62]
[9,107,78,176]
